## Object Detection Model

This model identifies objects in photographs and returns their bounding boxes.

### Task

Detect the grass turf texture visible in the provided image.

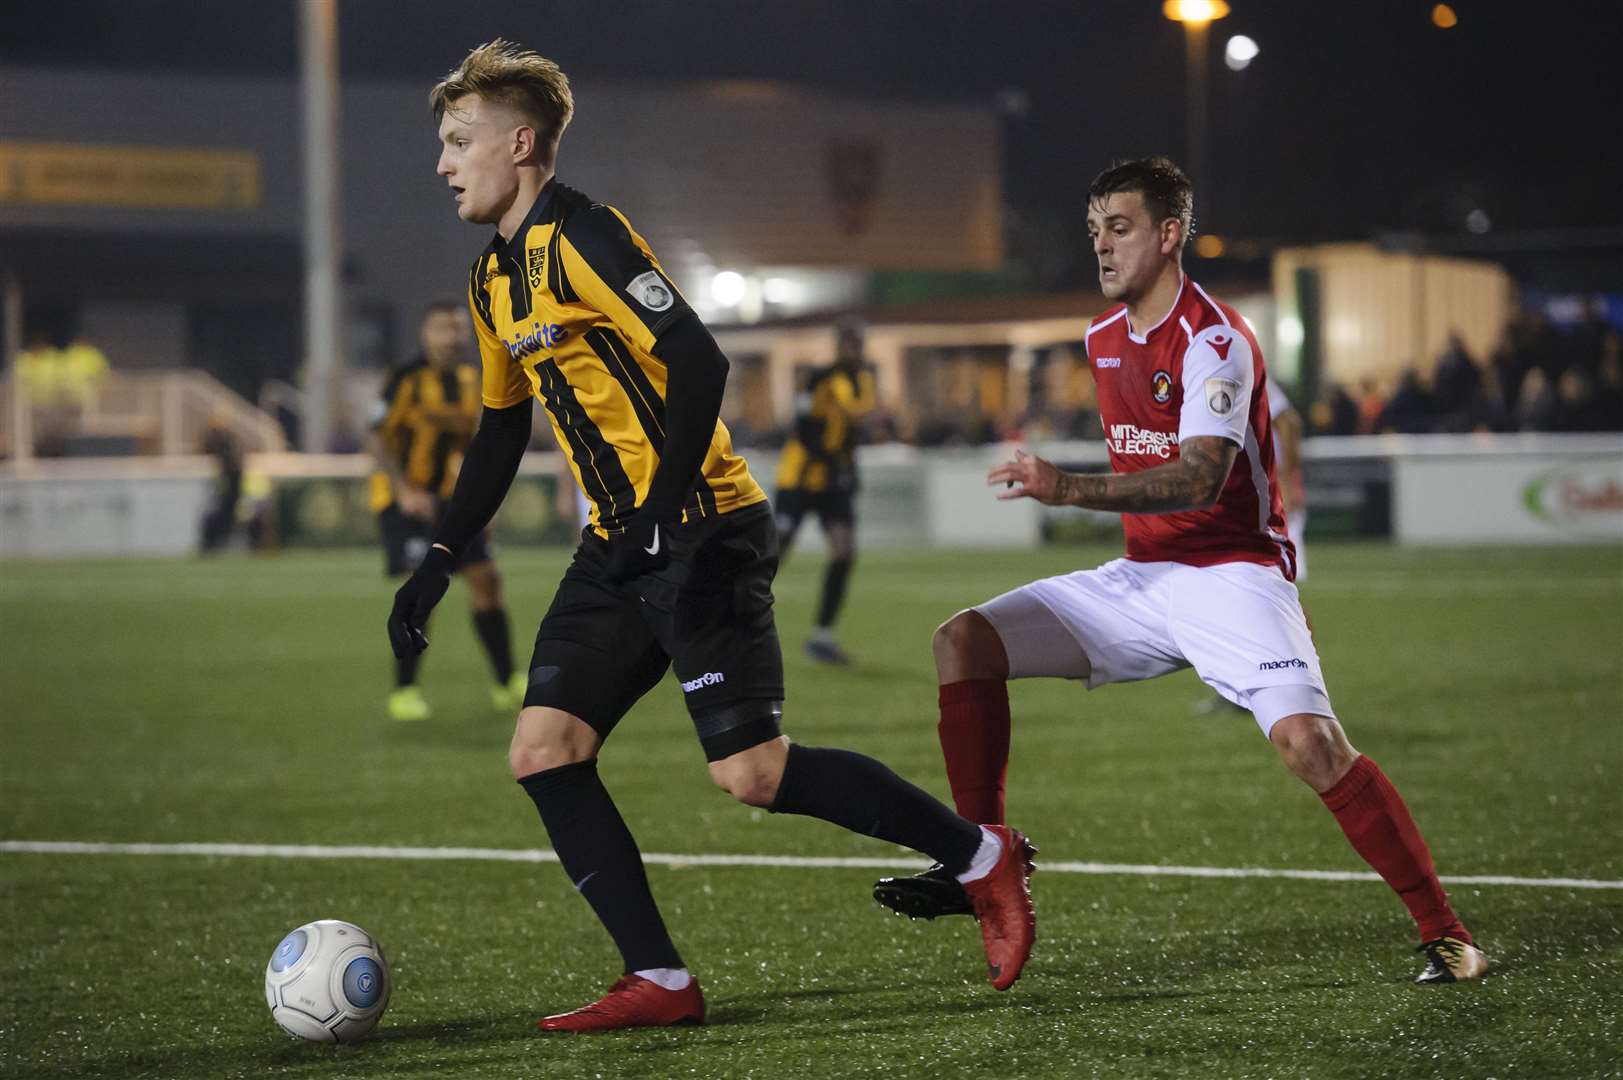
[2,543,1619,1078]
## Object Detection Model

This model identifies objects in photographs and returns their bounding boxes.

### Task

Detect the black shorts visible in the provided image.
[773,488,855,531]
[378,502,493,576]
[523,502,785,762]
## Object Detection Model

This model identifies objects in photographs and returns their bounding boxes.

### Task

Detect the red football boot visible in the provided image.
[538,974,706,1033]
[961,825,1037,991]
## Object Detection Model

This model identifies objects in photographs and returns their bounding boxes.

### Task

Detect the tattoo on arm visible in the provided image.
[1054,436,1238,513]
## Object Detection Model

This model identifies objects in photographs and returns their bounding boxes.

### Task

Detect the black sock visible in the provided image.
[815,557,854,630]
[394,652,420,689]
[769,744,981,872]
[472,607,514,684]
[517,760,683,972]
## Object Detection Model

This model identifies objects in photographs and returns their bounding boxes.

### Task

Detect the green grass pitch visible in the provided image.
[2,542,1620,1078]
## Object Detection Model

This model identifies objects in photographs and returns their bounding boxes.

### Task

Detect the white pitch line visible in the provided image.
[3,840,1620,891]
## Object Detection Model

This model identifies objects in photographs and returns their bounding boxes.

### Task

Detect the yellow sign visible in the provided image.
[0,141,260,210]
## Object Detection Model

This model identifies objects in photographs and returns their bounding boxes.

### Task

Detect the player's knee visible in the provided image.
[707,740,788,808]
[1270,713,1356,791]
[932,610,1008,681]
[507,707,597,779]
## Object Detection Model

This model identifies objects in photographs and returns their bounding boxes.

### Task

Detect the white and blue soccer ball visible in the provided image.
[264,919,391,1043]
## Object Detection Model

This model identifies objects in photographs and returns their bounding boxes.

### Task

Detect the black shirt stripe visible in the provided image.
[469,257,498,333]
[535,358,635,531]
[584,328,666,447]
[505,248,530,322]
[546,225,579,304]
[585,328,719,520]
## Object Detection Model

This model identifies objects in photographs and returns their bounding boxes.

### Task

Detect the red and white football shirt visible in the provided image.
[1084,275,1296,577]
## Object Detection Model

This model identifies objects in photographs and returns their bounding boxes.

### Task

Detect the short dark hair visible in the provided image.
[423,297,463,321]
[1088,157,1195,248]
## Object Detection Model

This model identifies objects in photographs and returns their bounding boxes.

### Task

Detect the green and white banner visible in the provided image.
[1394,446,1623,544]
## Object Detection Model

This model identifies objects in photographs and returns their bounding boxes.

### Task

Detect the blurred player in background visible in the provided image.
[197,415,244,555]
[387,40,1035,1032]
[773,318,877,665]
[370,300,524,722]
[875,157,1486,986]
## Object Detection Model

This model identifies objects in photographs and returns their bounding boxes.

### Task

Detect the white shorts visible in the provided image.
[974,558,1334,737]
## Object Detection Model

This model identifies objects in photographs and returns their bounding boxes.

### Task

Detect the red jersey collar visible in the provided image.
[1125,272,1187,345]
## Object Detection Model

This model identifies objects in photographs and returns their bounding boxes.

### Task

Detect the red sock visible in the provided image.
[936,679,1011,824]
[1320,755,1470,945]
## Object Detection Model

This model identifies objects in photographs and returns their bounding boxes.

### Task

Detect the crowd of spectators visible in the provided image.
[11,304,1620,460]
[1309,309,1623,437]
[731,307,1623,451]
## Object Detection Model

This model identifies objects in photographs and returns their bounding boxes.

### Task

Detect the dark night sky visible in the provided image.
[6,1,1620,256]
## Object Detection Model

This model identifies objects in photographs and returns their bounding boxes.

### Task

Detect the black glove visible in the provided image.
[602,512,673,585]
[387,545,456,658]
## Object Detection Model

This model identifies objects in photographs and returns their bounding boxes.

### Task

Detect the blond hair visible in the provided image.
[430,39,574,149]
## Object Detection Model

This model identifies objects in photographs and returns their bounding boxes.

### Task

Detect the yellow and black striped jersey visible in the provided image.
[368,359,482,512]
[468,179,764,537]
[775,365,877,493]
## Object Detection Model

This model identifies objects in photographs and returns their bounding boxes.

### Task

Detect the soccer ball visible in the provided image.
[263,919,391,1043]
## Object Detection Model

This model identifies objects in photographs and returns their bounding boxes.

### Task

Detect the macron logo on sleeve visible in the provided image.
[1207,331,1235,362]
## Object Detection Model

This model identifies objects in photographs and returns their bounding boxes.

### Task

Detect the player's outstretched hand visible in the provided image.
[988,448,1067,505]
[387,545,455,658]
[603,512,672,585]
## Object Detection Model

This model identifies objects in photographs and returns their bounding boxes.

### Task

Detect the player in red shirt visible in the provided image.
[874,158,1486,985]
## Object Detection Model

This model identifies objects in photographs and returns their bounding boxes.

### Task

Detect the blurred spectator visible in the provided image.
[18,327,110,456]
[1554,368,1617,433]
[1432,333,1482,404]
[1572,297,1612,378]
[1458,363,1511,433]
[1355,379,1387,434]
[198,418,244,553]
[1488,336,1522,420]
[1432,335,1500,432]
[1512,369,1561,432]
[1592,333,1623,430]
[1310,381,1360,436]
[1375,371,1436,434]
[1494,308,1554,406]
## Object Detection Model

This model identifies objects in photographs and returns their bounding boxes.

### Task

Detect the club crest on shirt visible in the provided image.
[1206,377,1241,417]
[626,271,674,312]
[527,246,546,289]
[1151,369,1173,404]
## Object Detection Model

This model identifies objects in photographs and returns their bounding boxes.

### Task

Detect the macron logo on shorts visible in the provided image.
[1258,658,1309,671]
[681,671,726,693]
